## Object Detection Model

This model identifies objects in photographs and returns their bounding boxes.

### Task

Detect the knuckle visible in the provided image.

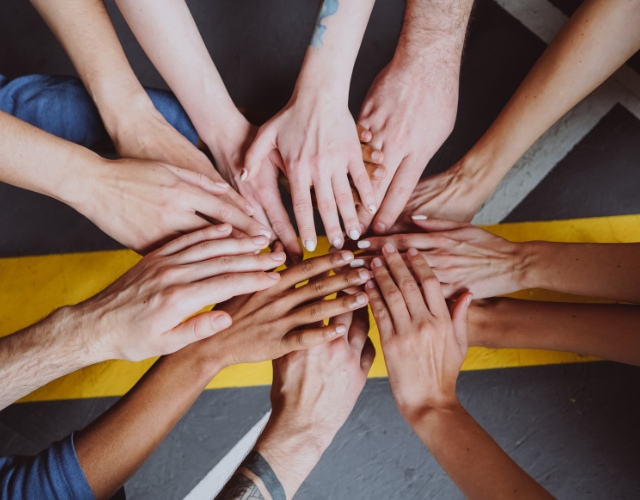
[221,273,237,289]
[217,201,234,220]
[317,198,335,213]
[301,259,316,274]
[400,278,420,291]
[309,302,323,320]
[353,172,370,187]
[423,275,440,289]
[161,284,184,305]
[335,191,353,206]
[271,220,289,235]
[313,278,327,296]
[386,288,403,303]
[294,200,312,215]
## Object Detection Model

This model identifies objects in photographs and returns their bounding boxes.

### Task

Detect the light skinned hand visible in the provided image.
[75,158,271,254]
[358,218,528,299]
[365,243,472,418]
[75,224,284,362]
[244,96,379,253]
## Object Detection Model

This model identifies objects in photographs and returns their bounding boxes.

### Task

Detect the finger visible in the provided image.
[373,158,423,234]
[157,224,233,256]
[289,169,317,253]
[288,267,372,307]
[360,144,384,164]
[243,126,277,182]
[285,292,369,330]
[361,337,376,373]
[182,252,287,282]
[162,164,230,196]
[196,193,271,239]
[159,310,232,355]
[356,233,435,252]
[349,158,378,218]
[262,189,303,262]
[364,279,395,342]
[348,304,370,351]
[357,204,375,235]
[451,292,473,352]
[406,248,449,318]
[315,178,345,250]
[365,162,387,181]
[205,167,255,216]
[356,123,373,143]
[370,256,411,328]
[412,217,471,232]
[277,251,356,290]
[170,234,271,264]
[332,174,361,244]
[381,243,428,318]
[281,323,348,354]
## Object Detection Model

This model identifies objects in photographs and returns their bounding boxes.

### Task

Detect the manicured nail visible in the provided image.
[213,314,232,329]
[335,324,347,335]
[372,257,383,268]
[350,259,365,268]
[357,241,371,249]
[252,235,269,245]
[383,243,395,253]
[270,252,286,261]
[366,280,375,289]
[368,205,377,214]
[341,251,354,262]
[349,229,360,240]
[240,168,248,182]
[216,223,231,232]
[373,167,384,178]
[374,222,386,233]
[215,181,229,188]
[267,272,280,280]
[332,238,343,250]
[304,239,316,252]
[259,227,272,239]
[408,248,419,256]
[245,203,255,215]
[412,214,428,220]
[358,269,370,281]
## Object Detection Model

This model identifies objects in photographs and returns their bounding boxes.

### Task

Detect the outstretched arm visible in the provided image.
[398,0,640,225]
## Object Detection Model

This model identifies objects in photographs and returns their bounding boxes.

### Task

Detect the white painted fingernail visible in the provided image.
[368,204,377,214]
[240,168,248,182]
[357,241,371,249]
[349,229,360,240]
[259,228,271,238]
[350,259,365,267]
[412,215,428,220]
[215,181,229,188]
[304,239,316,252]
[332,238,343,249]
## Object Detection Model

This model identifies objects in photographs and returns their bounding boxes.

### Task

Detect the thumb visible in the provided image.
[411,217,470,232]
[244,127,277,182]
[161,311,232,355]
[450,292,472,352]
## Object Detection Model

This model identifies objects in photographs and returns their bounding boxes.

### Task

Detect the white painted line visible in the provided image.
[183,411,271,500]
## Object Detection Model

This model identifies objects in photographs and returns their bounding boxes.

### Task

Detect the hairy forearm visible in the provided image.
[75,350,224,500]
[408,403,554,500]
[0,307,100,410]
[519,242,640,304]
[468,298,640,366]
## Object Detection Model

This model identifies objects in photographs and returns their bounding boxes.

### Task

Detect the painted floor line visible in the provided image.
[183,411,271,500]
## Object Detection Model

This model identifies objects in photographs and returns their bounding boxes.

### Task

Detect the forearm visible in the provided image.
[518,241,640,303]
[408,403,554,500]
[468,298,640,366]
[0,307,101,410]
[461,0,640,191]
[75,350,224,500]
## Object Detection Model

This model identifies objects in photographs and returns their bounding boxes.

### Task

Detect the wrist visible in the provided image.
[403,399,464,430]
[517,241,544,290]
[49,304,109,366]
[293,66,350,107]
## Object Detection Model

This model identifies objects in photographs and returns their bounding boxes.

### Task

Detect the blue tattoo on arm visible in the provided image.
[310,0,339,49]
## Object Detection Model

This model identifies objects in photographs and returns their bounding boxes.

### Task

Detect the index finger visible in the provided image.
[370,257,411,329]
[277,251,355,290]
[406,248,449,318]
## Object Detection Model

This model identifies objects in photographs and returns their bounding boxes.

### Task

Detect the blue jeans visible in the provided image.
[0,74,198,152]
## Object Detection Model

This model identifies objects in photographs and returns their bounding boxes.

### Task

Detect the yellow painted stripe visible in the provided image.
[2,214,639,402]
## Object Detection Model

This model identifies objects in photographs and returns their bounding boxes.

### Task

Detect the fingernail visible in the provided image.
[349,229,360,240]
[267,272,280,280]
[408,248,419,256]
[372,151,380,161]
[245,203,255,215]
[270,252,285,261]
[240,168,248,182]
[358,269,370,281]
[362,131,371,141]
[304,239,317,252]
[350,259,365,268]
[252,235,268,245]
[412,214,428,220]
[335,324,347,335]
[341,251,354,262]
[356,293,367,304]
[372,257,383,268]
[213,314,232,329]
[383,243,395,253]
[215,181,229,188]
[216,223,231,232]
[368,205,377,214]
[357,241,371,249]
[373,167,384,178]
[366,280,375,289]
[374,222,386,233]
[466,295,473,306]
[259,227,272,239]
[332,238,343,250]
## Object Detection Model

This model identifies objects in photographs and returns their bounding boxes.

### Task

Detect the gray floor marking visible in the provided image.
[472,0,640,225]
[183,411,271,500]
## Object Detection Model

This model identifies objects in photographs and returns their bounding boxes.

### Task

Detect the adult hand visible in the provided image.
[244,96,379,253]
[365,243,472,418]
[206,251,372,367]
[76,225,284,362]
[358,218,529,299]
[75,158,271,254]
[356,55,460,235]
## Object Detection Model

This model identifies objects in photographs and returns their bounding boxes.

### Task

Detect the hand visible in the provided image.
[244,94,378,252]
[201,251,373,368]
[365,243,472,419]
[356,55,460,235]
[75,225,283,362]
[254,307,375,499]
[359,218,530,299]
[74,158,271,254]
